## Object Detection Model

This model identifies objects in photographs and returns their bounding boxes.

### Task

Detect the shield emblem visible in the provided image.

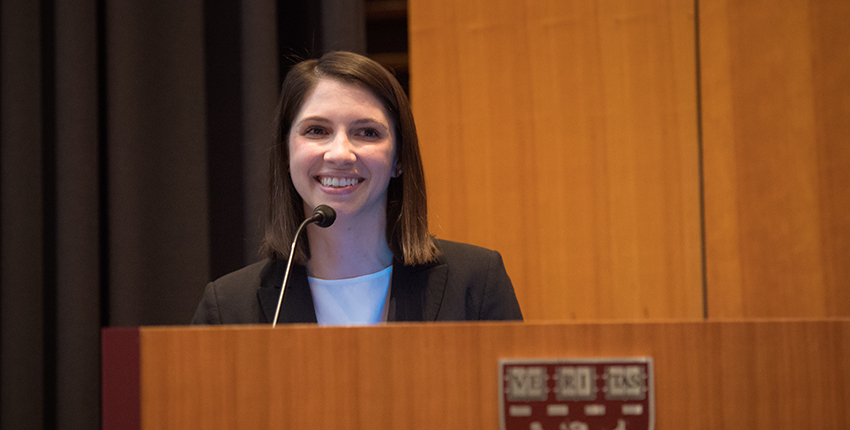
[499,357,654,430]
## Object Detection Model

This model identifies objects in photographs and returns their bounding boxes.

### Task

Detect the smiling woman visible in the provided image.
[192,51,522,326]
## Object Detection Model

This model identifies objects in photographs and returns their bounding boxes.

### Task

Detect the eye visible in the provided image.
[358,127,381,139]
[303,126,329,137]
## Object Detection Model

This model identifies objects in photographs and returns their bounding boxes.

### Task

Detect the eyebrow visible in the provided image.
[295,116,390,131]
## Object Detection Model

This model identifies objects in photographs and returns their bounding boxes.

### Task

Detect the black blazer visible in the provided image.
[192,239,523,324]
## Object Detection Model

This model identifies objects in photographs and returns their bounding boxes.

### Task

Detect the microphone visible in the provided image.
[308,204,336,228]
[271,205,336,327]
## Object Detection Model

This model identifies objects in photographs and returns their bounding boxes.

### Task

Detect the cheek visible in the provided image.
[372,147,398,179]
[287,145,314,196]
[287,139,312,173]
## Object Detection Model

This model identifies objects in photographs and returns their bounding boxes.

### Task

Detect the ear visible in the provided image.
[392,159,402,178]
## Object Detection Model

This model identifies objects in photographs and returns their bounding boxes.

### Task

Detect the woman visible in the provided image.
[192,51,522,325]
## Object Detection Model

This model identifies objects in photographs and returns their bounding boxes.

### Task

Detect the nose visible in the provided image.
[324,132,357,166]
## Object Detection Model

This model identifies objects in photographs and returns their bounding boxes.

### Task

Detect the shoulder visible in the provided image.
[192,259,280,324]
[426,238,523,321]
[432,238,502,266]
[429,238,506,282]
[211,259,274,290]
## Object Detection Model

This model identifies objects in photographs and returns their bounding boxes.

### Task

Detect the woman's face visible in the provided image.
[288,78,398,222]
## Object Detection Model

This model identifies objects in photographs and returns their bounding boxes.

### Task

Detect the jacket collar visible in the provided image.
[257,260,318,324]
[257,257,447,324]
[387,257,447,321]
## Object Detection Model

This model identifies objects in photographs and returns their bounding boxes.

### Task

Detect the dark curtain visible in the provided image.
[0,0,328,428]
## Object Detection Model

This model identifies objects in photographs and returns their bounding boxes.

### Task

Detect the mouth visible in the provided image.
[316,176,364,188]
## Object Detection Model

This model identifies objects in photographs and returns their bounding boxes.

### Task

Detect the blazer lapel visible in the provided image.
[257,260,318,324]
[388,259,448,321]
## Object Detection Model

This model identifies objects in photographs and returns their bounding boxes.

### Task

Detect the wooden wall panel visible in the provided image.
[409,0,702,320]
[701,0,850,317]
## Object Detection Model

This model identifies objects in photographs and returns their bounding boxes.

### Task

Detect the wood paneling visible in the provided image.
[135,321,850,429]
[409,0,702,320]
[701,0,850,317]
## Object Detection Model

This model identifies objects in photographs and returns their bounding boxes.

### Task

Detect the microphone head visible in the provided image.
[312,205,336,228]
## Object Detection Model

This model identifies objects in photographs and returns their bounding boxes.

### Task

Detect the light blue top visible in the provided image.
[308,265,392,326]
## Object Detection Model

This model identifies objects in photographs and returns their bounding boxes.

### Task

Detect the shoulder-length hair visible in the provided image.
[261,51,438,265]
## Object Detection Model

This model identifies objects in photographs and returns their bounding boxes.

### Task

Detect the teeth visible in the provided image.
[320,177,359,187]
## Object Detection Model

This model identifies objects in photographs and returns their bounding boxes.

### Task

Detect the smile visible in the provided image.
[317,176,363,188]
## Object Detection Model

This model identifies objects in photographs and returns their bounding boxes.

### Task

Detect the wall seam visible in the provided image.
[694,0,709,320]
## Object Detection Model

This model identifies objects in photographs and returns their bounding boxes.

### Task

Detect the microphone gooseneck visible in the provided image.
[271,205,337,327]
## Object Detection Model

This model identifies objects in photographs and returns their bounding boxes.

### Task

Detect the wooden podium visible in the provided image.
[102,320,850,429]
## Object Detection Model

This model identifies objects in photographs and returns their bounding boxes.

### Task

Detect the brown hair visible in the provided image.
[261,51,438,265]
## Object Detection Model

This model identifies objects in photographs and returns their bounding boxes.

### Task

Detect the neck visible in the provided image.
[304,210,394,280]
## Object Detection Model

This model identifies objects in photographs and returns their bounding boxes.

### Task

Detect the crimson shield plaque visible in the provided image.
[499,358,654,430]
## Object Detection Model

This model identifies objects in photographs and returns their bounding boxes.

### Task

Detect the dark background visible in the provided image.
[0,0,408,428]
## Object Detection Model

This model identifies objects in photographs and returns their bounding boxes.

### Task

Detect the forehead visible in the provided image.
[294,78,390,123]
